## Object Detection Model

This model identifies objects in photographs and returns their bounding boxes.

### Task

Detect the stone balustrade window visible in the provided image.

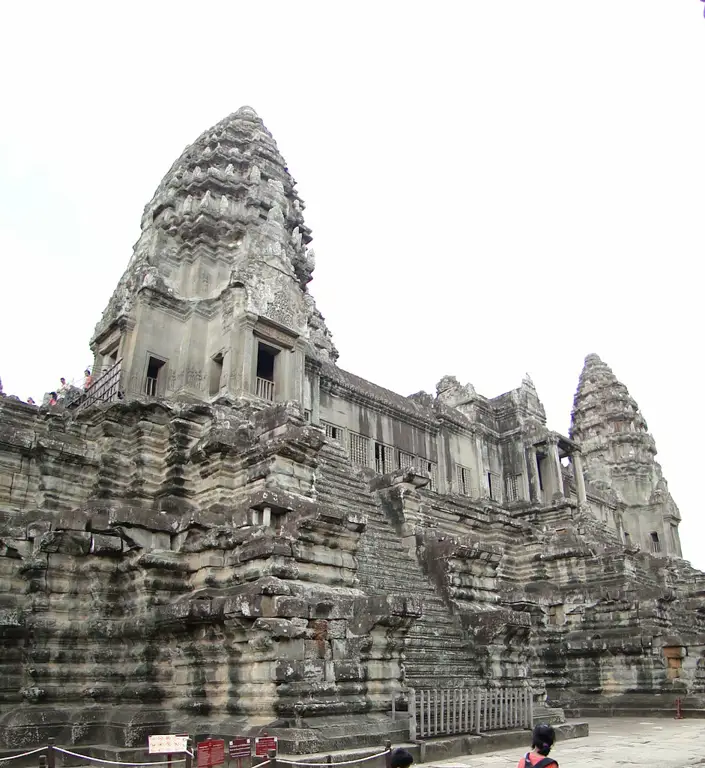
[456,464,472,496]
[487,472,501,502]
[322,420,344,443]
[422,460,438,492]
[399,451,415,470]
[374,442,396,474]
[349,432,370,468]
[505,473,522,502]
[145,355,166,397]
[650,531,661,554]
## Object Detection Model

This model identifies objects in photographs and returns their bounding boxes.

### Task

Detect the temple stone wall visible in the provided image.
[1,106,702,753]
[0,398,420,750]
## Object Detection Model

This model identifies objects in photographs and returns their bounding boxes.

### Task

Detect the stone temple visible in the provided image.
[1,107,704,752]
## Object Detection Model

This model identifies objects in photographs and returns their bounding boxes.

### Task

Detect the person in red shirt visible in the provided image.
[517,724,558,768]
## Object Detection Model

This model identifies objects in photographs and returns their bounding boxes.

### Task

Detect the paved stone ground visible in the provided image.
[430,718,705,768]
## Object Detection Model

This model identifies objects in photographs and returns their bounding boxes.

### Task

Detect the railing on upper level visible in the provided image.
[145,377,158,397]
[255,377,275,402]
[408,685,532,740]
[73,359,122,413]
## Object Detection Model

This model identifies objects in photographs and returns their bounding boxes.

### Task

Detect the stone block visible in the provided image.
[332,661,364,681]
[90,533,123,555]
[273,658,325,682]
[260,595,309,618]
[312,598,354,619]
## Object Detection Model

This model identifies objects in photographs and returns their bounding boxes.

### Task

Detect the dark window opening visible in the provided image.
[536,456,544,492]
[650,531,661,554]
[624,531,631,546]
[145,356,165,397]
[209,353,224,397]
[255,343,278,401]
[256,344,276,381]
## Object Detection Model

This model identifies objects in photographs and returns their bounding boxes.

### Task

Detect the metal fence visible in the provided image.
[408,686,532,740]
[73,359,122,412]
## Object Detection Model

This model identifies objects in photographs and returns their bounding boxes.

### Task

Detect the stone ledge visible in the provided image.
[418,721,588,765]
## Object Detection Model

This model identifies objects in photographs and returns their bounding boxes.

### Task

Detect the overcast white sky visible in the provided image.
[0,2,703,566]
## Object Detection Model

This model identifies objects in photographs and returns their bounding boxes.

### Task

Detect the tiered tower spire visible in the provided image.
[90,107,336,402]
[570,354,682,557]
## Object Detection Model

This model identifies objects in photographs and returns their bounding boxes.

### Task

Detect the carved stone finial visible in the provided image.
[267,202,285,226]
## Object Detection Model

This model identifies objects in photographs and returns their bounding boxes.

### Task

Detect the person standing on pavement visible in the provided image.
[518,724,558,768]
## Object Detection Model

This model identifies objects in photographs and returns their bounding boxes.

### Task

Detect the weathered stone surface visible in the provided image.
[1,109,703,752]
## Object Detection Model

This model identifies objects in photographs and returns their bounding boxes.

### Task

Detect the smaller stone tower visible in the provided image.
[90,106,336,404]
[570,353,682,557]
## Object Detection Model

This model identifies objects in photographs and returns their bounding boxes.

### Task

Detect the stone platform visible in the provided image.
[428,718,703,768]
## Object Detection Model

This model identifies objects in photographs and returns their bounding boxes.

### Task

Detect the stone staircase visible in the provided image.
[316,440,481,688]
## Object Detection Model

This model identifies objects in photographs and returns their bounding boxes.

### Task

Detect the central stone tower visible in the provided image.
[91,106,337,403]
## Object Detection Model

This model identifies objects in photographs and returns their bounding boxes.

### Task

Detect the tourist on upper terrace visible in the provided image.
[27,397,36,405]
[389,749,413,768]
[517,724,557,768]
[84,369,93,389]
[48,392,58,406]
[58,377,69,399]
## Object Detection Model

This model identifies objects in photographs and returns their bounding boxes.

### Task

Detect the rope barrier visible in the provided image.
[0,745,385,768]
[55,749,186,767]
[0,749,47,763]
[277,749,389,767]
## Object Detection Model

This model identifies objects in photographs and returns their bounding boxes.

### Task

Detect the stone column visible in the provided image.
[233,314,256,397]
[527,445,541,503]
[572,450,587,505]
[547,437,564,501]
[436,432,449,495]
[475,436,487,498]
[311,371,321,425]
[518,440,531,501]
[289,341,306,404]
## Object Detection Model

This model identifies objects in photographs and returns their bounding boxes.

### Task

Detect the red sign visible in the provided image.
[229,739,251,759]
[197,740,225,768]
[254,737,278,757]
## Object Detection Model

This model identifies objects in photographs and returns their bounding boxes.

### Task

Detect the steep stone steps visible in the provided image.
[316,440,481,688]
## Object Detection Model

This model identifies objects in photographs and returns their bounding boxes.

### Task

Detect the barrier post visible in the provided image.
[47,739,55,768]
[39,754,47,768]
[385,740,392,768]
[185,739,193,768]
[326,756,332,765]
[408,688,417,742]
[268,749,277,768]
